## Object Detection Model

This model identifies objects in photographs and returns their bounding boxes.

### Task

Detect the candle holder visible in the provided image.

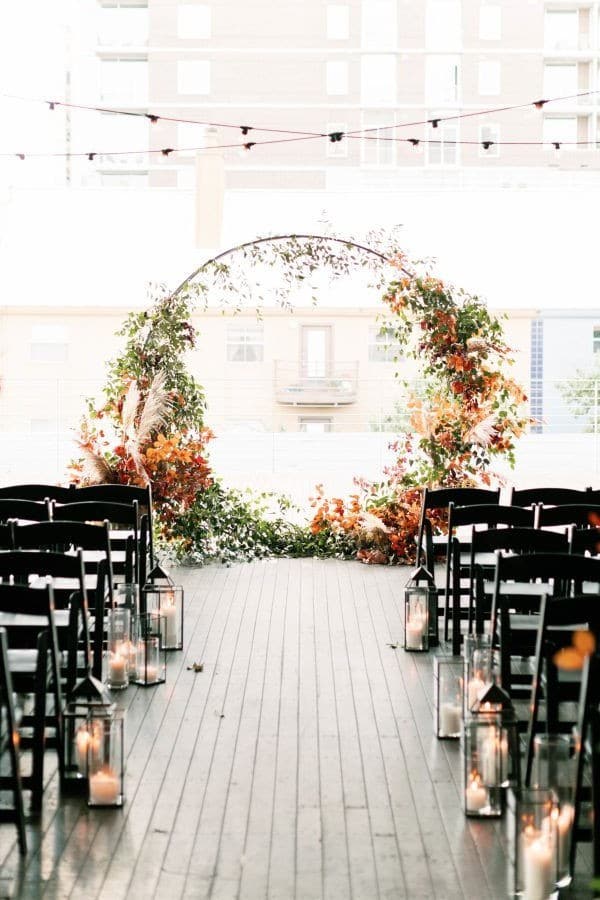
[143,584,184,651]
[114,582,139,615]
[133,614,166,686]
[508,787,558,899]
[433,656,462,739]
[462,715,504,818]
[463,633,498,715]
[531,734,577,888]
[62,673,115,792]
[404,565,438,649]
[471,683,521,789]
[106,607,132,690]
[87,707,125,808]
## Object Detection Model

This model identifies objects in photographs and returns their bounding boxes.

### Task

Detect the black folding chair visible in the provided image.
[51,500,143,585]
[467,526,568,636]
[0,549,90,695]
[508,486,596,507]
[0,499,51,525]
[0,484,74,503]
[12,522,114,681]
[71,483,154,576]
[0,582,62,811]
[416,486,501,571]
[569,526,600,557]
[443,503,535,650]
[536,503,600,530]
[490,553,600,697]
[0,627,27,853]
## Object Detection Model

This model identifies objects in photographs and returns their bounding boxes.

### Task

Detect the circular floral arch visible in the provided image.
[72,230,528,564]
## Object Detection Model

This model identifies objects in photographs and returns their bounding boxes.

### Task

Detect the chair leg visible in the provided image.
[1,640,27,853]
[591,706,600,880]
[30,636,49,813]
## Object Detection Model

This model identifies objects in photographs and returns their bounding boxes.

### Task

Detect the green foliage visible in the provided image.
[163,482,358,565]
[103,285,206,432]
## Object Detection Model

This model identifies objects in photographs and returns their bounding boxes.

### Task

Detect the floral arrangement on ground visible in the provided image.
[69,235,528,566]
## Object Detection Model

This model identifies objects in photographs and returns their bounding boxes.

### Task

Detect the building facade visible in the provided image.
[60,0,600,190]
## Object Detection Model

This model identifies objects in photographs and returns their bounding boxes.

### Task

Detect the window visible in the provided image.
[97,112,148,166]
[425,56,459,105]
[544,10,578,51]
[178,5,211,39]
[361,0,396,50]
[479,5,501,41]
[360,112,395,165]
[361,55,396,106]
[543,64,578,100]
[542,116,577,147]
[226,325,264,362]
[100,58,148,104]
[479,123,500,158]
[326,122,348,158]
[177,166,196,188]
[426,121,458,166]
[178,60,211,95]
[326,60,349,95]
[30,419,58,433]
[97,6,148,45]
[30,325,68,363]
[594,326,600,353]
[368,326,401,362]
[478,60,500,95]
[426,1,461,50]
[327,4,349,40]
[299,417,332,433]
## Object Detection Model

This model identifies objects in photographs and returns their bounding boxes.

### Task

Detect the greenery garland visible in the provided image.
[70,232,528,566]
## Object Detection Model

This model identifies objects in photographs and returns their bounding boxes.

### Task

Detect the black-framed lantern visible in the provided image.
[62,672,115,792]
[142,583,184,651]
[86,706,125,807]
[404,565,438,652]
[462,683,520,819]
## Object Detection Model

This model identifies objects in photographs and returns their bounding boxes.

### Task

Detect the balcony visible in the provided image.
[274,361,358,406]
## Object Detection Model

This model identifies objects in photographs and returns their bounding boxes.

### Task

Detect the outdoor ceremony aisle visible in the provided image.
[1,558,578,900]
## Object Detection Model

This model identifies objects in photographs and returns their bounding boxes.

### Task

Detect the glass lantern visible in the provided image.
[87,707,125,808]
[433,656,462,739]
[508,787,558,899]
[62,673,115,792]
[133,614,166,686]
[463,633,497,715]
[143,584,184,651]
[530,733,577,887]
[106,607,132,690]
[404,565,438,649]
[462,714,505,818]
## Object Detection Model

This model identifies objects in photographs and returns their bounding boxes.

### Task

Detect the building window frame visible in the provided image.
[226,324,264,362]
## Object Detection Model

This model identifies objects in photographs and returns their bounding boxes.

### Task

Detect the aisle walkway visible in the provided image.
[0,559,591,898]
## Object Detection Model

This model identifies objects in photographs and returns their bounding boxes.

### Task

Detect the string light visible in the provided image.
[1,89,598,160]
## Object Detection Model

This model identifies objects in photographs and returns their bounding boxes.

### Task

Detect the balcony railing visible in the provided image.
[274,361,359,406]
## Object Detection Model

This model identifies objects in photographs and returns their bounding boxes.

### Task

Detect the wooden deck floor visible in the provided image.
[0,559,593,899]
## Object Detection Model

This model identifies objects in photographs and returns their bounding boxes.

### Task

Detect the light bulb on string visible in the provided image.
[553,141,561,159]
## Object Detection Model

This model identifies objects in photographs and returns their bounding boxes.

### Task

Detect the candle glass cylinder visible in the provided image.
[531,734,577,887]
[508,787,558,899]
[107,607,131,690]
[434,656,462,739]
[87,708,125,808]
[462,714,505,817]
[463,633,498,716]
[404,590,429,652]
[143,584,184,651]
[133,614,166,686]
[114,583,139,614]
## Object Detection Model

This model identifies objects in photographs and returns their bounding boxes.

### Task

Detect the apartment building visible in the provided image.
[60,0,600,191]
